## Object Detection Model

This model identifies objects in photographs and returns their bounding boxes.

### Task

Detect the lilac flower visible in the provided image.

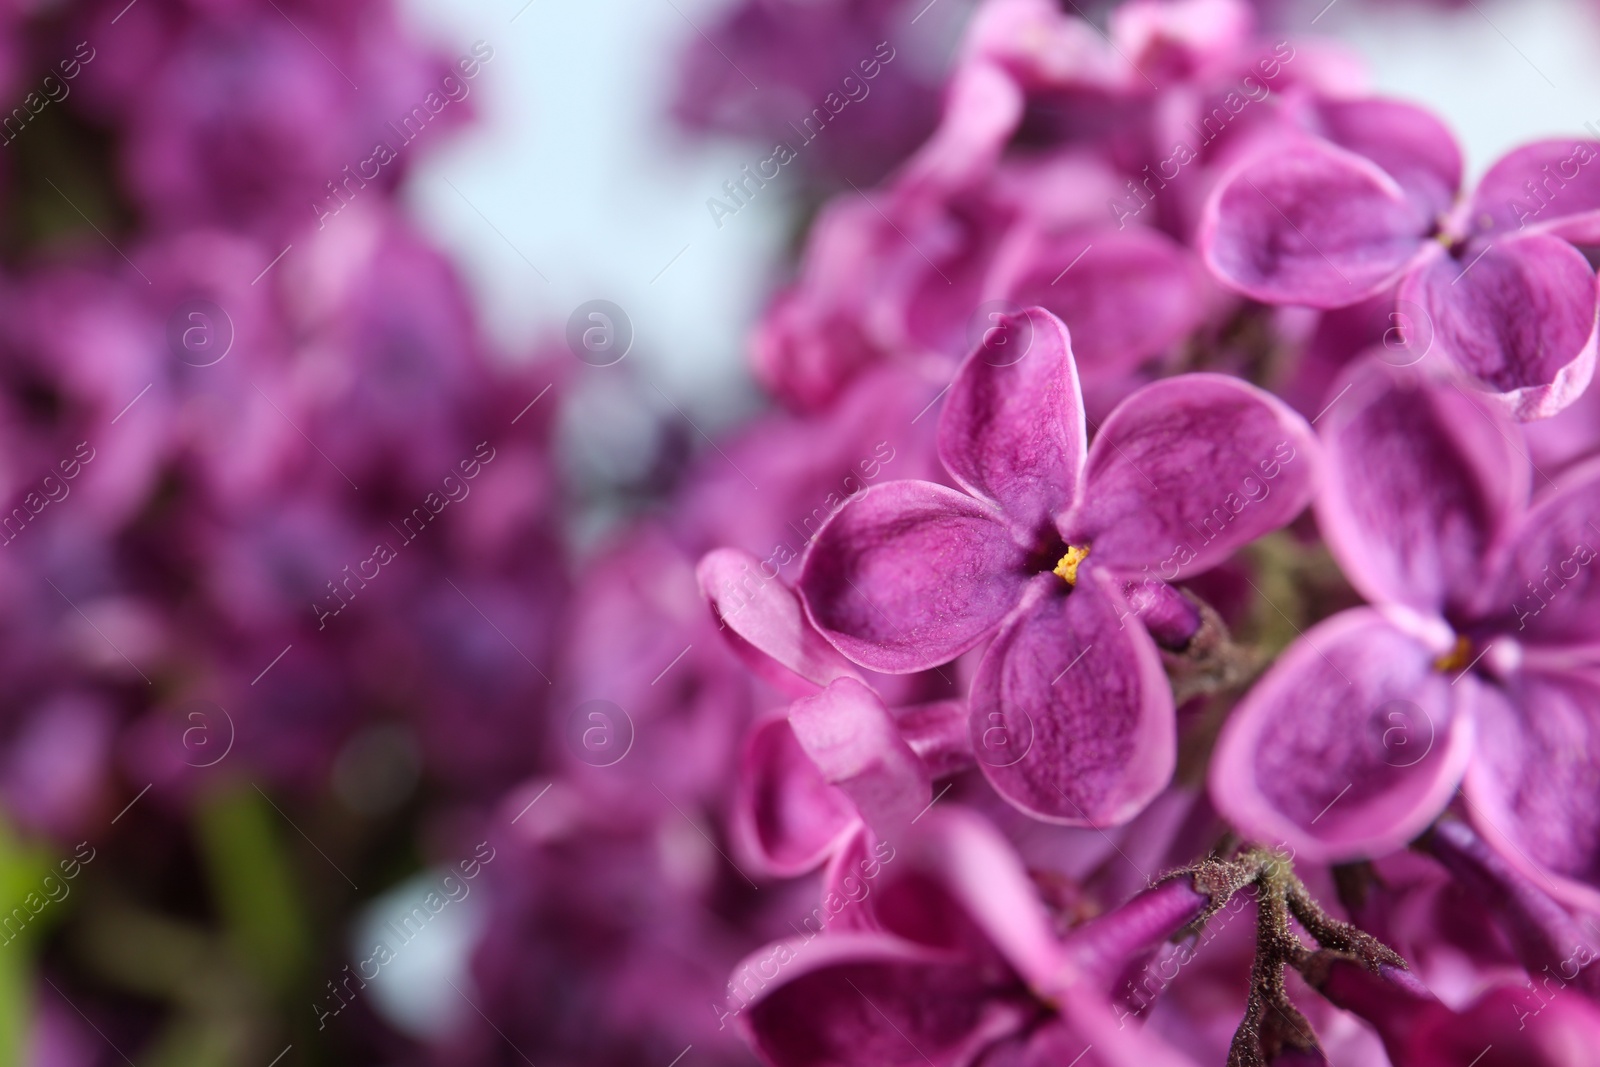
[797,308,1318,825]
[732,808,1202,1067]
[1201,100,1600,418]
[1211,357,1600,910]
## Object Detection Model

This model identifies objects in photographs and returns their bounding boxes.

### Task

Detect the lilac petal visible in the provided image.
[698,548,863,696]
[894,698,974,779]
[1065,374,1318,576]
[871,807,1067,988]
[1313,97,1463,221]
[1400,233,1599,420]
[732,711,861,878]
[736,933,1030,1067]
[1463,668,1600,914]
[1470,139,1600,243]
[1200,140,1428,308]
[1489,456,1600,648]
[798,480,1029,673]
[972,572,1173,828]
[1209,608,1474,863]
[983,226,1205,381]
[814,826,888,934]
[1317,360,1529,618]
[937,308,1087,535]
[790,678,932,835]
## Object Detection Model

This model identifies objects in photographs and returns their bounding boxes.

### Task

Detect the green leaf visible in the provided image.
[194,786,313,993]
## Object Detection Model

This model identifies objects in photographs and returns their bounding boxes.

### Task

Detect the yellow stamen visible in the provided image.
[1053,544,1091,585]
[1433,634,1472,673]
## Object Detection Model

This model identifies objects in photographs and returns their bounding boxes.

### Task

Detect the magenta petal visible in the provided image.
[1314,97,1463,221]
[937,308,1087,535]
[1490,456,1600,648]
[973,572,1173,828]
[983,227,1205,381]
[736,933,1029,1067]
[698,548,863,696]
[799,480,1029,673]
[1470,139,1600,243]
[1317,360,1529,617]
[1400,233,1599,420]
[789,678,932,835]
[732,711,861,878]
[872,808,1067,988]
[1210,608,1474,863]
[1463,668,1600,913]
[1201,140,1427,308]
[1066,374,1318,575]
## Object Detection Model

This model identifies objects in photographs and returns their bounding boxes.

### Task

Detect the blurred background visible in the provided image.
[0,0,1594,1064]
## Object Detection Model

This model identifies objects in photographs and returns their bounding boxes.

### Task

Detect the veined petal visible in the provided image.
[1200,139,1427,308]
[732,711,861,879]
[972,572,1174,828]
[1316,359,1529,618]
[1065,373,1318,576]
[1400,232,1598,420]
[790,678,932,835]
[1313,97,1463,222]
[698,548,863,696]
[799,480,1029,673]
[1209,608,1473,863]
[937,308,1087,535]
[736,933,1030,1067]
[1464,667,1600,914]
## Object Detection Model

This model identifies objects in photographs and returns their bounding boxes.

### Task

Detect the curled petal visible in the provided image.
[736,933,1030,1067]
[871,807,1068,988]
[799,480,1029,673]
[938,308,1087,533]
[732,711,860,878]
[972,572,1173,828]
[1201,139,1428,308]
[698,548,862,696]
[1209,608,1473,863]
[1464,668,1600,914]
[1317,360,1529,618]
[790,678,932,835]
[1066,373,1318,576]
[1313,97,1463,221]
[1470,139,1600,243]
[1400,233,1598,420]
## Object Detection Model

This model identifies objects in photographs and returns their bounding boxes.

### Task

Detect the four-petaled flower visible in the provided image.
[797,307,1319,826]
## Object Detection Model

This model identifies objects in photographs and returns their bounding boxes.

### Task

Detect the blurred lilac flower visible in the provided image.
[1202,102,1600,418]
[1212,357,1600,910]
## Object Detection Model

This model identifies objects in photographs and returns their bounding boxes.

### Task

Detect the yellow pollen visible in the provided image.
[1053,544,1091,585]
[1433,634,1472,673]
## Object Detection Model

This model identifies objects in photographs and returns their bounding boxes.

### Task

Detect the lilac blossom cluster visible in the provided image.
[10,0,1600,1065]
[602,0,1600,1065]
[0,0,568,1062]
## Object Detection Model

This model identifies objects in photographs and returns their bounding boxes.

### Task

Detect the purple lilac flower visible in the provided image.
[1211,357,1600,910]
[1201,101,1600,418]
[797,308,1318,825]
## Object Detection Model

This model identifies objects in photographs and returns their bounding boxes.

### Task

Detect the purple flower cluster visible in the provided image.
[10,0,1600,1065]
[633,1,1600,1065]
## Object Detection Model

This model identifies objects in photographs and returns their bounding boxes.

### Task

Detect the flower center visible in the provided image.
[1432,634,1472,673]
[1052,544,1090,585]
